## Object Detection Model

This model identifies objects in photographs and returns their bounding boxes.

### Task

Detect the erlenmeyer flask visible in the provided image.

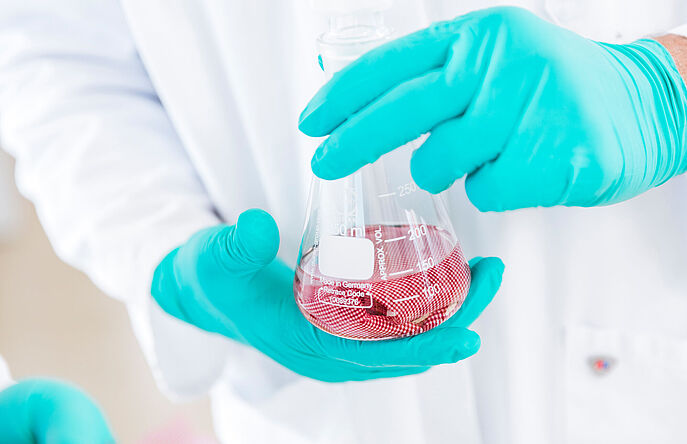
[294,4,471,340]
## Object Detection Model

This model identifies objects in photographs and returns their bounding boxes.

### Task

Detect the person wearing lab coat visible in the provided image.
[0,1,686,443]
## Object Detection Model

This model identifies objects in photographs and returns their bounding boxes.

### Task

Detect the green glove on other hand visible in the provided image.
[300,7,687,210]
[0,379,114,444]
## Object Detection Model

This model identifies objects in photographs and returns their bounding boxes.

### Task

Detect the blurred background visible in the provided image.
[0,149,217,442]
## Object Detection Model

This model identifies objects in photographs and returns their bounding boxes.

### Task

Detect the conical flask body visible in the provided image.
[294,143,471,340]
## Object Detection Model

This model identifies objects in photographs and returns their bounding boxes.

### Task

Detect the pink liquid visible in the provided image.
[294,224,471,340]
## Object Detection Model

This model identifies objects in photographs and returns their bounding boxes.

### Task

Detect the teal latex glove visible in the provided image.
[299,7,687,210]
[0,379,114,444]
[152,209,504,382]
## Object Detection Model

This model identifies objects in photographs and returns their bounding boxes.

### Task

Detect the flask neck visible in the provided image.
[317,11,392,75]
[326,11,386,40]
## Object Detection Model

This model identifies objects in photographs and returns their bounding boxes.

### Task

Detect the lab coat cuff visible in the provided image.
[126,213,234,400]
[0,356,14,392]
[670,24,687,38]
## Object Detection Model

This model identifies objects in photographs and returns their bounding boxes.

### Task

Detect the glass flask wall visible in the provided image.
[294,142,471,340]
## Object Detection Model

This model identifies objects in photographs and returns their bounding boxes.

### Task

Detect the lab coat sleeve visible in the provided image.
[0,0,232,399]
[0,356,13,392]
[671,23,687,37]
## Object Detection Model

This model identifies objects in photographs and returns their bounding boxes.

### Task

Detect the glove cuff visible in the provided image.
[627,38,687,180]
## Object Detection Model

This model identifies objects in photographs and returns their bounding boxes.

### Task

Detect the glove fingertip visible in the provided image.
[449,327,482,359]
[468,256,505,303]
[476,256,505,276]
[410,149,449,194]
[467,256,505,289]
[310,146,331,179]
[464,174,497,212]
[444,329,481,362]
[416,327,480,363]
[150,248,185,318]
[459,329,481,353]
[297,70,332,131]
[299,103,335,137]
[456,337,480,361]
[467,256,483,267]
[311,146,349,180]
[298,110,320,136]
[235,209,280,265]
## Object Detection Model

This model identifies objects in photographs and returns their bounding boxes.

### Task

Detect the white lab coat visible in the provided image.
[0,1,686,443]
[0,356,12,392]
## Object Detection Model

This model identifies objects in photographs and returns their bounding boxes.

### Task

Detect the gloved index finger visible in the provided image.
[310,66,472,180]
[440,256,504,329]
[298,19,461,137]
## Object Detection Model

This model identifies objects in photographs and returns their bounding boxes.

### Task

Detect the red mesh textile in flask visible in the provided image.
[294,224,471,340]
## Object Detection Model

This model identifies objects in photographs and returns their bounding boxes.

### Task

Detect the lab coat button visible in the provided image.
[588,356,616,376]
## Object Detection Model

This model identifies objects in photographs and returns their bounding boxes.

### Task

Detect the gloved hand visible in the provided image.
[152,209,504,382]
[0,379,114,444]
[299,6,687,211]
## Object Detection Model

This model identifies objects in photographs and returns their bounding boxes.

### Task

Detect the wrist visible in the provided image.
[649,36,687,177]
[622,38,687,179]
[654,34,687,83]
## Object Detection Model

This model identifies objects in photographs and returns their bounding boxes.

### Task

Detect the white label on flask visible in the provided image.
[319,235,374,280]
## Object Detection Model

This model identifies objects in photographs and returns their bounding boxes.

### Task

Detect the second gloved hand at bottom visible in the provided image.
[152,208,504,382]
[0,379,114,444]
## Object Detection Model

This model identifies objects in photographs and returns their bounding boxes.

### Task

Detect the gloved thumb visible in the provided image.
[214,208,281,274]
[152,209,280,329]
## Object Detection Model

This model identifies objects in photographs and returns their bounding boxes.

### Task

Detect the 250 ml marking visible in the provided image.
[398,182,418,197]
